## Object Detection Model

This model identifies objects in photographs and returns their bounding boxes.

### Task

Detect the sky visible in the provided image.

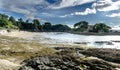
[0,0,120,27]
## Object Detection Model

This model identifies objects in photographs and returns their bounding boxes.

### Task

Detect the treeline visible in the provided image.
[73,21,111,33]
[0,13,111,33]
[0,13,71,32]
[16,19,71,32]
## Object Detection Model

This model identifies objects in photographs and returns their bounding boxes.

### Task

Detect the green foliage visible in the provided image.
[18,18,23,23]
[0,14,9,27]
[0,17,15,28]
[26,19,29,23]
[74,21,88,32]
[0,18,8,27]
[16,19,34,30]
[0,14,19,29]
[93,23,111,33]
[21,19,34,30]
[42,22,52,31]
[0,13,112,33]
[9,16,17,26]
[17,18,23,29]
[51,24,71,32]
[33,19,40,30]
[0,13,8,19]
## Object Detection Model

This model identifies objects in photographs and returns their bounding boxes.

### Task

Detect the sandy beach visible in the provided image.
[3,30,37,39]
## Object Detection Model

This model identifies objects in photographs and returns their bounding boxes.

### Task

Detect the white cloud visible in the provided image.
[93,0,120,11]
[0,0,96,20]
[73,8,96,15]
[0,0,50,20]
[41,13,56,17]
[1,0,120,19]
[106,12,120,18]
[49,0,96,9]
[59,8,96,18]
[60,0,120,18]
[59,14,68,18]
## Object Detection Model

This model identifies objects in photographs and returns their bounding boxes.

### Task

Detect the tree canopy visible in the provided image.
[42,22,52,31]
[93,23,111,33]
[33,19,40,30]
[0,13,111,33]
[0,14,16,28]
[51,24,71,32]
[9,16,17,26]
[74,21,88,32]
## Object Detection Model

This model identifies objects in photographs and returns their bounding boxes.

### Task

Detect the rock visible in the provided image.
[19,66,34,70]
[37,65,55,70]
[19,50,117,70]
[19,55,82,70]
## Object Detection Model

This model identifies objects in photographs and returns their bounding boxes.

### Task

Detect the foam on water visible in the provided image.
[30,32,120,49]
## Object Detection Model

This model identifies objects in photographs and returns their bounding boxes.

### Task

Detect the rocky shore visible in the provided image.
[1,31,120,70]
[19,47,120,70]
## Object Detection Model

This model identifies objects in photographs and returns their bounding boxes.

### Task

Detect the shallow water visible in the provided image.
[29,32,120,49]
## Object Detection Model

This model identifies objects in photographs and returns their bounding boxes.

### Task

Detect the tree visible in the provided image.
[9,16,17,26]
[21,19,34,30]
[51,24,71,32]
[18,18,23,23]
[0,14,8,19]
[26,19,29,23]
[17,18,23,29]
[0,18,8,27]
[93,23,111,33]
[0,18,13,28]
[33,19,40,30]
[74,21,88,32]
[42,22,52,31]
[0,14,17,29]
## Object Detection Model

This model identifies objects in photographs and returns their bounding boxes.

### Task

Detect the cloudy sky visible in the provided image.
[0,0,120,26]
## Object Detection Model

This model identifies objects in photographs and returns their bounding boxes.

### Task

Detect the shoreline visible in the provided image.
[1,29,120,36]
[69,31,120,36]
[0,30,120,69]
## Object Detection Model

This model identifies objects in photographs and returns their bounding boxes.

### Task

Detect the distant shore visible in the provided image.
[2,30,40,39]
[69,31,120,35]
[0,29,120,38]
[11,30,120,36]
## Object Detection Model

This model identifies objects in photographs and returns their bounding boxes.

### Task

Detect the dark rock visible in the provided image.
[79,48,120,63]
[19,66,34,70]
[19,50,117,70]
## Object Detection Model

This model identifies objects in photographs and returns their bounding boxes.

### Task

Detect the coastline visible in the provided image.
[69,31,120,35]
[1,30,40,39]
[0,30,120,69]
[1,29,120,36]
